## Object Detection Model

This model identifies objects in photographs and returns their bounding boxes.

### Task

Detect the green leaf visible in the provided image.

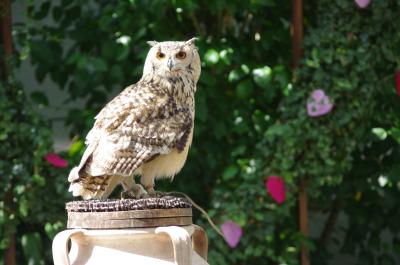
[101,40,118,60]
[0,132,7,140]
[92,58,108,72]
[34,64,48,83]
[236,79,254,99]
[30,91,49,106]
[241,64,250,74]
[252,66,272,88]
[30,40,61,67]
[19,198,29,217]
[33,2,51,20]
[115,45,130,61]
[372,128,387,140]
[32,174,46,186]
[389,127,400,144]
[228,69,243,82]
[222,165,238,180]
[110,64,124,81]
[21,233,43,265]
[52,6,63,21]
[204,49,219,64]
[77,55,88,70]
[44,221,64,239]
[69,139,84,157]
[273,65,290,88]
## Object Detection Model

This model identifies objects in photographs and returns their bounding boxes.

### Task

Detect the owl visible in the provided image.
[68,38,201,200]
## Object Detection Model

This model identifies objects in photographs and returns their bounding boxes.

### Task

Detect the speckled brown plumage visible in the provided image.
[68,39,201,199]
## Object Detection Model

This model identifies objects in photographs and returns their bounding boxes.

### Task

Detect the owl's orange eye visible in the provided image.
[176,51,186,59]
[156,51,166,59]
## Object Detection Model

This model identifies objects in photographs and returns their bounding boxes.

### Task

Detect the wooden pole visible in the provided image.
[291,0,303,70]
[3,190,16,265]
[1,1,16,265]
[298,180,310,265]
[1,0,12,76]
[291,0,309,265]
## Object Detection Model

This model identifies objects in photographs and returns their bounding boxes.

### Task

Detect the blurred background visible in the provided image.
[1,0,400,264]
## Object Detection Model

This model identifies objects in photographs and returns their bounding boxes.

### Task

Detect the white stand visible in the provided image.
[52,225,209,265]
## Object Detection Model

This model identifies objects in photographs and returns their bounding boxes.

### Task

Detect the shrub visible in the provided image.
[0,73,70,264]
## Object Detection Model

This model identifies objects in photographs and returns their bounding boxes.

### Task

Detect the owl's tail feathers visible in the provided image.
[68,177,107,200]
[67,165,88,197]
[68,166,81,183]
[68,165,114,200]
[68,143,99,199]
[68,167,96,200]
[69,182,94,200]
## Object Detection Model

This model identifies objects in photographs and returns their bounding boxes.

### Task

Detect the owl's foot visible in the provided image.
[144,185,165,198]
[121,183,147,199]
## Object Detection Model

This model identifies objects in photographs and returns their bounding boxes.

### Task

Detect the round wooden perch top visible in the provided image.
[66,196,193,229]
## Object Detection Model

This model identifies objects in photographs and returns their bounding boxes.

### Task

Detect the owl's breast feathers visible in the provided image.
[68,74,195,198]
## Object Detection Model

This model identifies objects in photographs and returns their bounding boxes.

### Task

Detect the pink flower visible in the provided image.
[221,220,242,248]
[396,71,400,96]
[355,0,371,8]
[265,176,286,204]
[45,153,68,168]
[306,89,333,117]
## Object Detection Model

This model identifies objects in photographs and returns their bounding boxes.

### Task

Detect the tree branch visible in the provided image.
[318,198,342,247]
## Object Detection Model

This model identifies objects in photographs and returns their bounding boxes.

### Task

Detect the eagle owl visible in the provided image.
[68,38,201,199]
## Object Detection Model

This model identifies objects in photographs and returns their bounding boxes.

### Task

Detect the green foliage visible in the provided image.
[261,1,400,264]
[2,0,400,264]
[0,75,70,264]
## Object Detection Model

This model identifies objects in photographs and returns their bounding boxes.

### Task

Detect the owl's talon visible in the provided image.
[144,185,165,198]
[146,186,155,195]
[154,191,166,198]
[120,190,135,199]
[121,184,147,199]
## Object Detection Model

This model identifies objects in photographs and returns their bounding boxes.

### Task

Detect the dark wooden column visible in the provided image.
[1,1,16,265]
[291,0,310,265]
[291,0,303,70]
[298,180,309,265]
[1,0,12,76]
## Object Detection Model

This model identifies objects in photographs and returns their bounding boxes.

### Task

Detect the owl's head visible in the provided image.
[143,38,201,82]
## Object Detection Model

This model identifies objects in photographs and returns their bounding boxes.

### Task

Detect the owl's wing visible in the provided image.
[90,83,156,135]
[87,105,192,177]
[68,80,192,193]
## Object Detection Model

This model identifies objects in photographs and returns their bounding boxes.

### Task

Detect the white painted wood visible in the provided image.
[52,225,208,265]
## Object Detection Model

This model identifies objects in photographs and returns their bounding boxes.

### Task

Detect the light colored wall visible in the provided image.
[13,1,85,151]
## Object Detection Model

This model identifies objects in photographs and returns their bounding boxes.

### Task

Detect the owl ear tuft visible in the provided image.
[185,37,198,46]
[147,41,158,47]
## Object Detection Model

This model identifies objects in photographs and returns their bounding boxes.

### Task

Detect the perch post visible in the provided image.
[1,0,12,76]
[291,0,310,264]
[53,198,209,265]
[291,0,303,70]
[298,180,310,265]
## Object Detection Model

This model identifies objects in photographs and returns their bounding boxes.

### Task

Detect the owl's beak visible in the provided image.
[167,58,174,70]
